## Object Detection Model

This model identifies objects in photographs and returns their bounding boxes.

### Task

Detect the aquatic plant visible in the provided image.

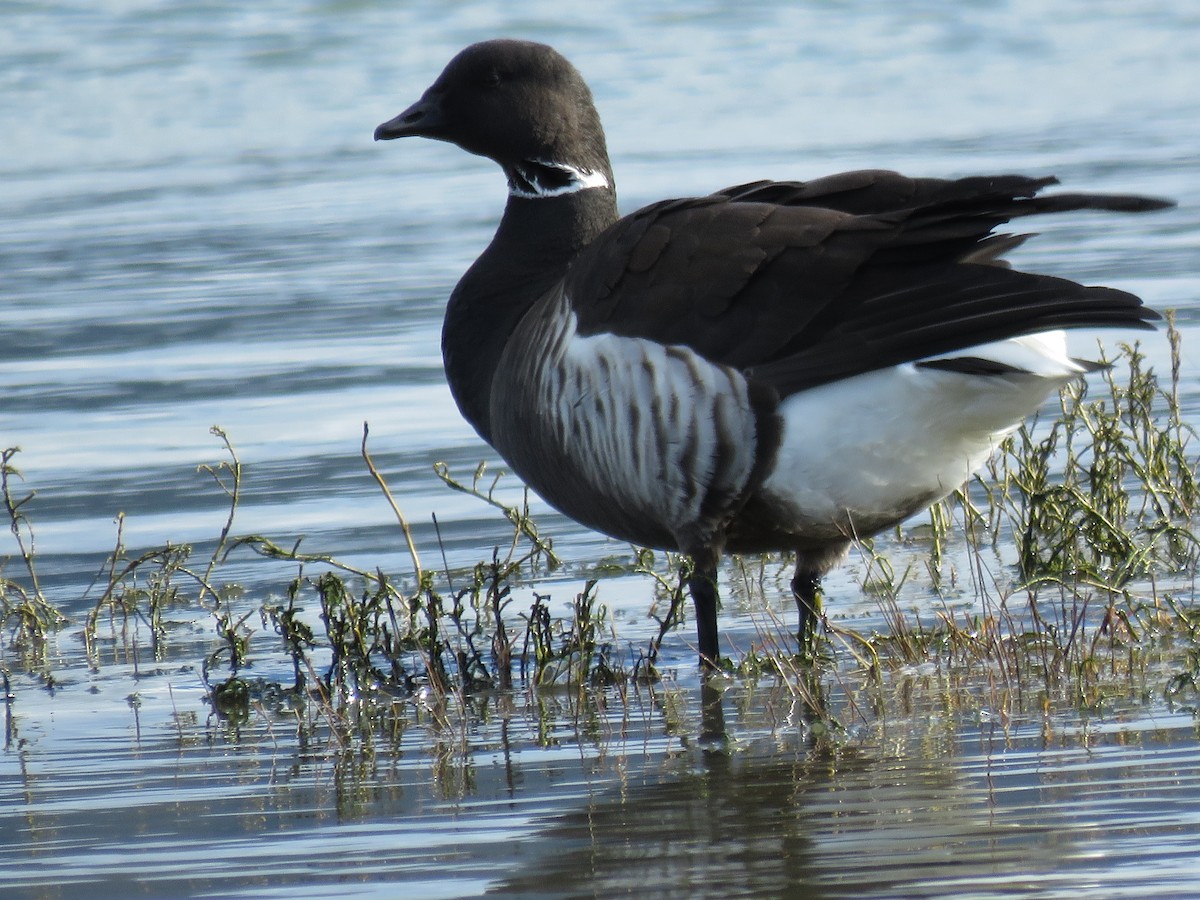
[0,448,65,665]
[826,319,1200,707]
[2,326,1199,745]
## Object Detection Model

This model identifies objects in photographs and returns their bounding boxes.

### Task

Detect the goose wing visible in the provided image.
[565,173,1164,395]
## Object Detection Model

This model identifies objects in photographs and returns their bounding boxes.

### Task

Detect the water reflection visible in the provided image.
[493,744,975,897]
[5,653,1200,897]
[492,678,1200,899]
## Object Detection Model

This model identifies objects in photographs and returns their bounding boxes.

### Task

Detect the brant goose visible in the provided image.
[375,39,1170,667]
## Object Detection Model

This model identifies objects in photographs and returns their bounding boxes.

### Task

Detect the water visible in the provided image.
[3,0,1200,896]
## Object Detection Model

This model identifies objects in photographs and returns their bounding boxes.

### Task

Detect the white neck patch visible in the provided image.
[508,159,611,199]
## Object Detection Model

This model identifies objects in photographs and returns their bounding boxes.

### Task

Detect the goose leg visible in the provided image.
[792,567,823,650]
[689,549,721,667]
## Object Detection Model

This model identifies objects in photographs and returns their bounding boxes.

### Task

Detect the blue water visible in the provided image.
[3,1,1200,896]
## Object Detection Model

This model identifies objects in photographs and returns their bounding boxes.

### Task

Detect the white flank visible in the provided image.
[760,331,1085,534]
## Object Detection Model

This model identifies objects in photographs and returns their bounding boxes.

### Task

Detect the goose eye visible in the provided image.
[482,68,502,88]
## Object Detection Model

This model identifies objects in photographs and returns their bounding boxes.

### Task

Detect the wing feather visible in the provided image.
[562,173,1164,396]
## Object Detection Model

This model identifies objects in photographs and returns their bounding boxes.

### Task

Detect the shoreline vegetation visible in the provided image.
[4,319,1200,753]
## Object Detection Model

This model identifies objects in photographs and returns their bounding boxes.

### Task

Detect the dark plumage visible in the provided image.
[375,39,1171,666]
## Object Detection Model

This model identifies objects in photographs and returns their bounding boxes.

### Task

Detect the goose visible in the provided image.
[374,39,1170,667]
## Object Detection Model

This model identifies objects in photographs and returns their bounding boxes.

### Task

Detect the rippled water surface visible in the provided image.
[3,1,1200,897]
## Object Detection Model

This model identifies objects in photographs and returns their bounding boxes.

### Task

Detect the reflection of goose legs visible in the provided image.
[699,674,727,751]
